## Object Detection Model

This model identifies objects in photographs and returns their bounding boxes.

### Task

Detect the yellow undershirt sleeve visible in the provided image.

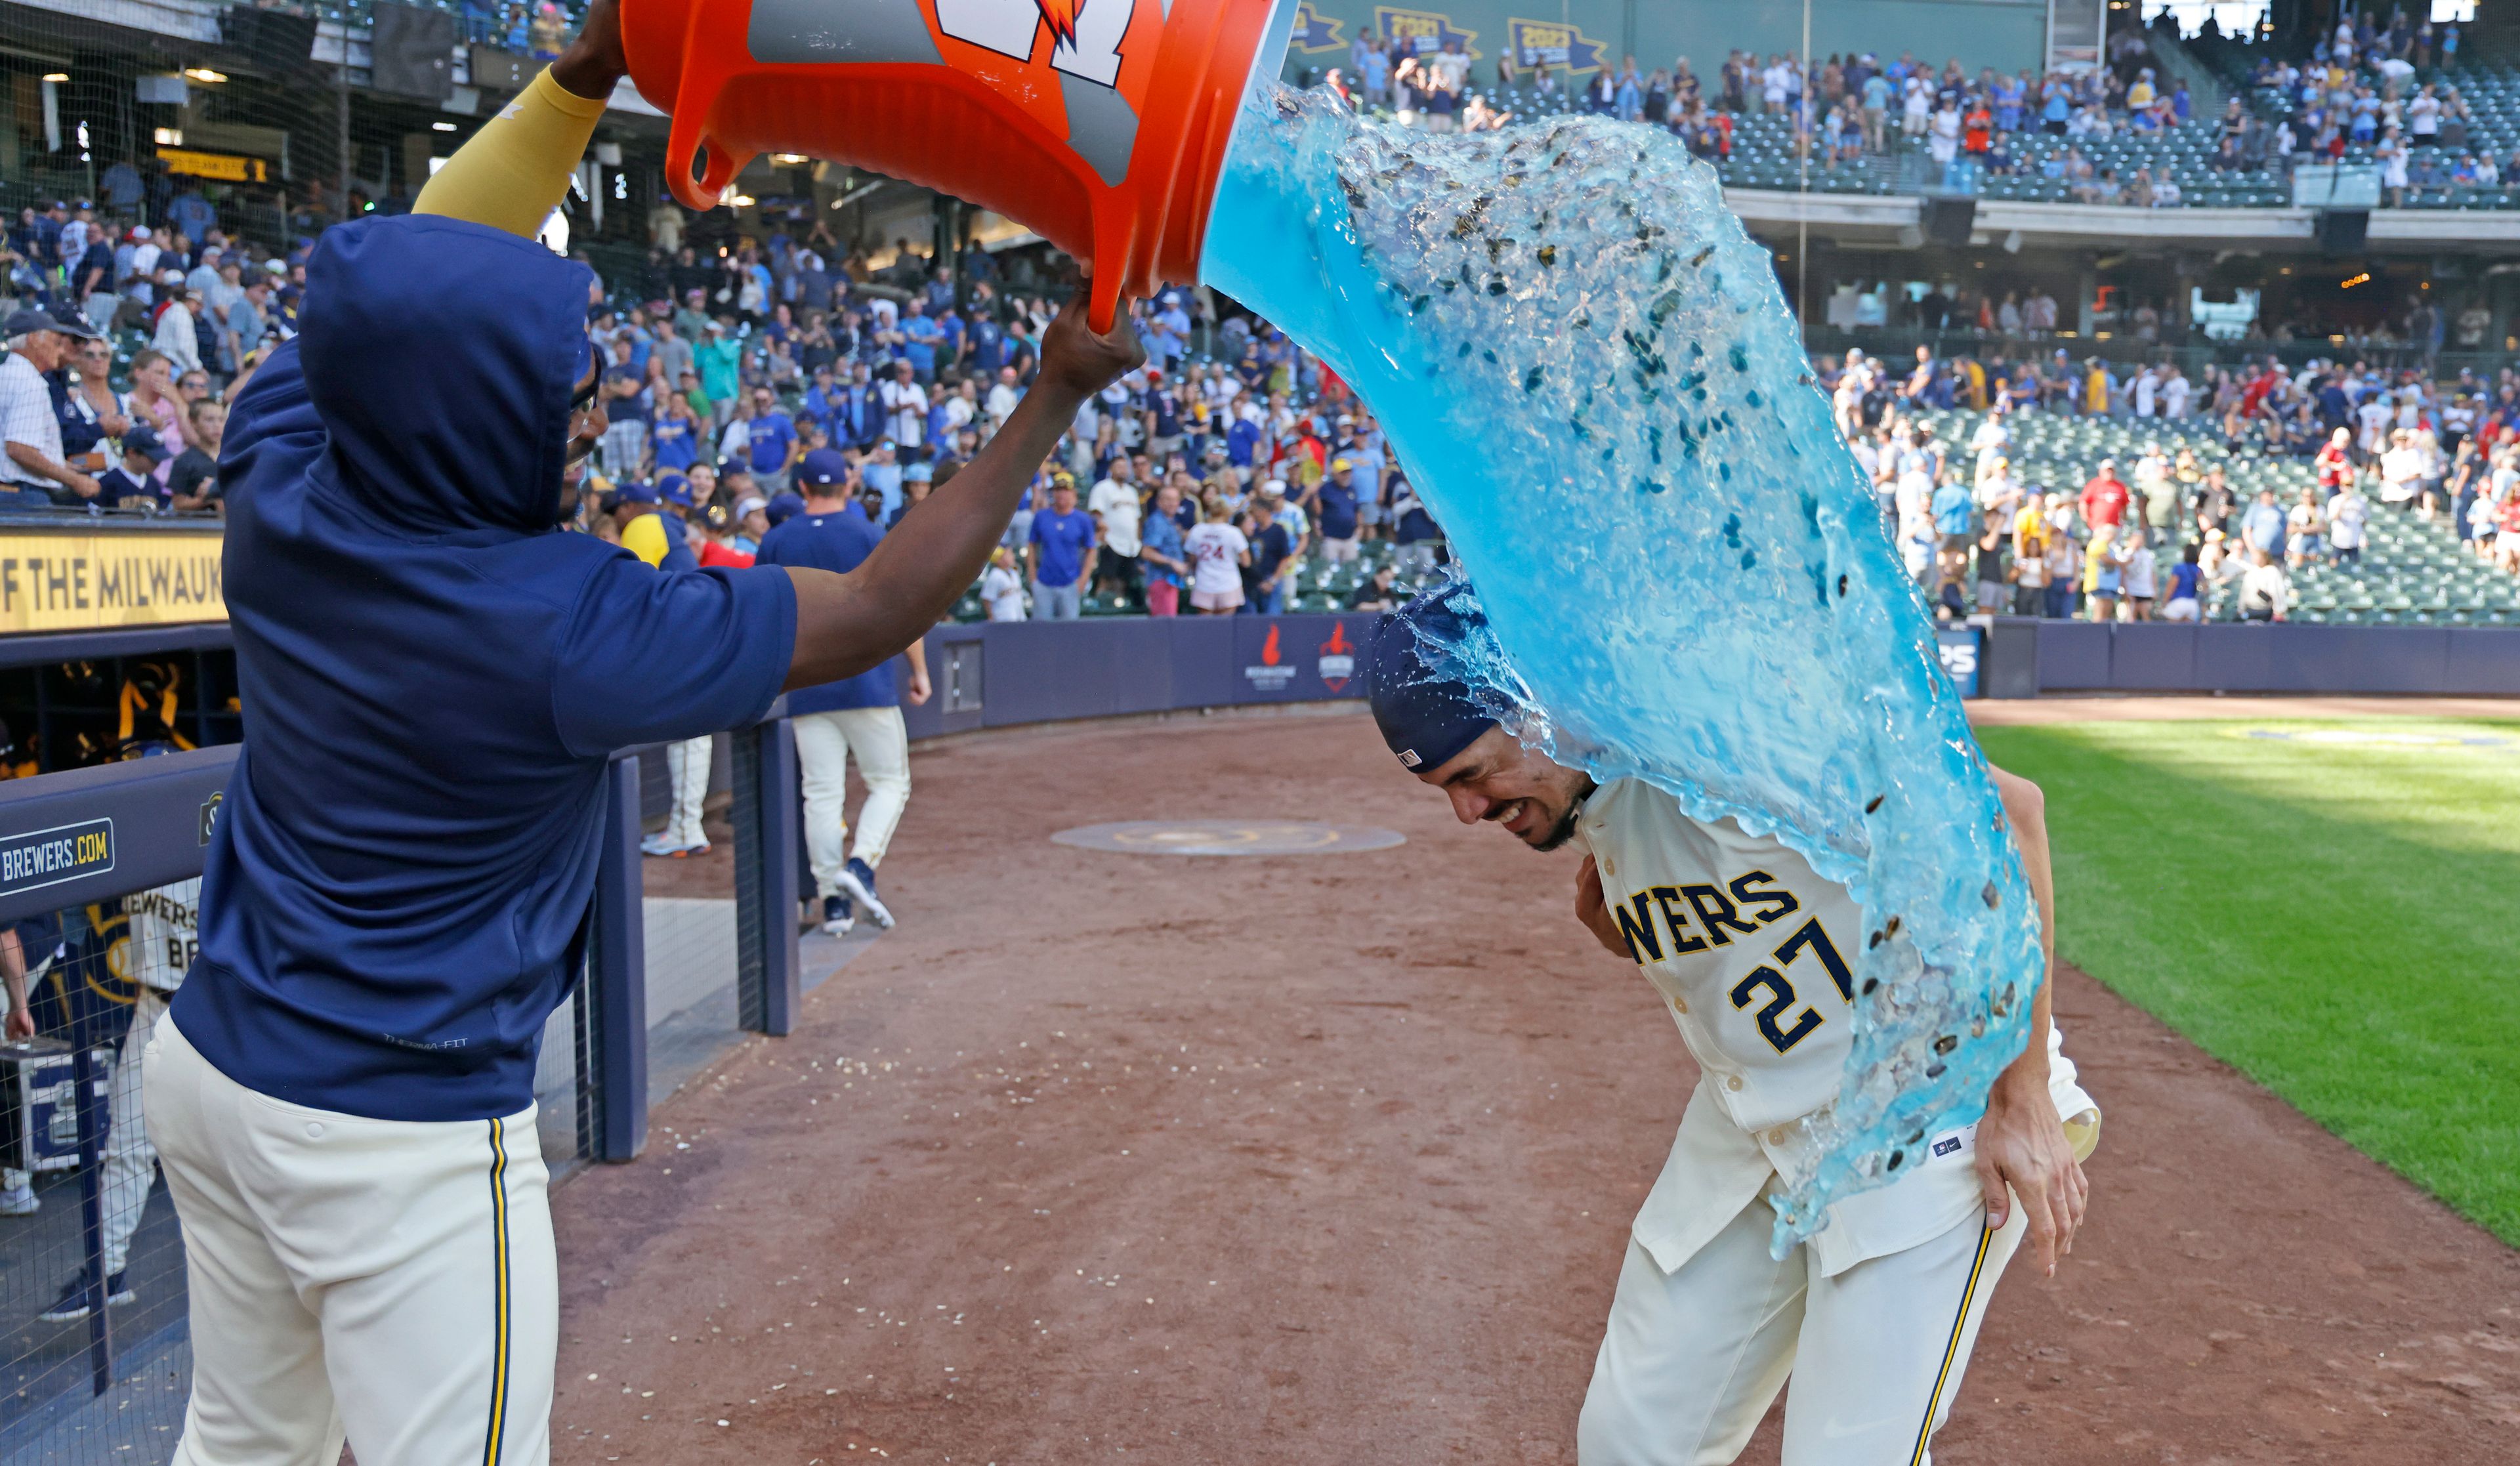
[413,68,609,240]
[620,513,669,568]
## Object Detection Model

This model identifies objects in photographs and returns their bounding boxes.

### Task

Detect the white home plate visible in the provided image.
[1051,820,1407,856]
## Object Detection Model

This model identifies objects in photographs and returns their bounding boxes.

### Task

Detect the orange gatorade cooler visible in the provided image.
[623,0,1299,329]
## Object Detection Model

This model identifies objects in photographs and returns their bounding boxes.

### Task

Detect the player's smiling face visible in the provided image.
[1418,726,1597,852]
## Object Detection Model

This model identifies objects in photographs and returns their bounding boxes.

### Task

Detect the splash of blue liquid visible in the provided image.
[1199,86,2041,1255]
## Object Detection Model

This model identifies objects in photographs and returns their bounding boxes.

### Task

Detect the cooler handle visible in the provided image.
[667,114,746,213]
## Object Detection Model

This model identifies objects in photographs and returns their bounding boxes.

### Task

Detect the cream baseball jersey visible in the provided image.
[1573,778,2097,1278]
[1574,778,1866,1133]
[120,878,199,995]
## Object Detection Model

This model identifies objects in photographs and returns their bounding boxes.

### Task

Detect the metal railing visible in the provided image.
[0,702,812,1461]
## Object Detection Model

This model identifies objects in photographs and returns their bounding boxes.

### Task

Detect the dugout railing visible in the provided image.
[0,707,812,1464]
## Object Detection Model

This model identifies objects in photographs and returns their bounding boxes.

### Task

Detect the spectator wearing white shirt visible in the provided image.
[153,286,204,377]
[2238,547,2289,622]
[1182,498,1250,614]
[1,310,104,505]
[1086,457,1144,607]
[980,546,1027,621]
[878,360,929,453]
[985,366,1023,426]
[2326,478,2369,564]
[2378,429,2425,511]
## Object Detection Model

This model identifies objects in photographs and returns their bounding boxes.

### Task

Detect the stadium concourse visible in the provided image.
[539,700,2520,1466]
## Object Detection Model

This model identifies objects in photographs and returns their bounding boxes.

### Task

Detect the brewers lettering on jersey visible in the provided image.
[1365,587,2098,1466]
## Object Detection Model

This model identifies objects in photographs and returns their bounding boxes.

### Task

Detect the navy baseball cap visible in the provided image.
[656,472,693,507]
[121,425,171,463]
[797,448,849,489]
[1365,583,1498,774]
[617,481,660,505]
[764,492,806,527]
[4,308,98,341]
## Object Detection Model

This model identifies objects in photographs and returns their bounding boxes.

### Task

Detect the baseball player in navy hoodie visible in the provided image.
[140,6,1143,1461]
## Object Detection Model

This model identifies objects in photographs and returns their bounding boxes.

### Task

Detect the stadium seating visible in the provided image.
[1910,406,2520,625]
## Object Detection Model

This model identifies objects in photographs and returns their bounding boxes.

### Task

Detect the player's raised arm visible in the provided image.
[782,295,1143,690]
[1973,764,2088,1276]
[414,0,625,238]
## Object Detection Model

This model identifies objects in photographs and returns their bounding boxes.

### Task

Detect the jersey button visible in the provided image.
[1766,1127,1789,1145]
[1725,1075,1744,1092]
[1670,995,1688,1015]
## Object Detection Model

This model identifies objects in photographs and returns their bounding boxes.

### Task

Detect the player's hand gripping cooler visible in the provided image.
[625,0,2044,1253]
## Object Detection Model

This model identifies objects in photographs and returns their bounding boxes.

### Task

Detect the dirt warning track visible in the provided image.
[549,707,2519,1465]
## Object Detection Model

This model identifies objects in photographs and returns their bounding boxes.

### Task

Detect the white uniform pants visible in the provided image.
[144,1016,556,1466]
[1578,1187,2026,1466]
[99,986,173,1276]
[793,707,911,899]
[664,735,712,849]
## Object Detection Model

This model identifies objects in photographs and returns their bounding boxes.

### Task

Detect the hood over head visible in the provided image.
[299,215,593,535]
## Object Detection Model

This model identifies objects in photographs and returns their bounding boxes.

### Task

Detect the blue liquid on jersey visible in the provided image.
[1200,85,2041,1254]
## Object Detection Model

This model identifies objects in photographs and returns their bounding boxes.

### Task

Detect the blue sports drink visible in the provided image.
[1198,81,2042,1253]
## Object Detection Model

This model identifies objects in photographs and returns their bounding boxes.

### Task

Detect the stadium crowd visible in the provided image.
[1323,16,2225,183]
[568,255,1446,626]
[1827,338,2520,625]
[0,199,290,509]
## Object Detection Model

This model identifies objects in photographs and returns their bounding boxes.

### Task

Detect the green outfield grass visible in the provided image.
[1973,717,2520,1247]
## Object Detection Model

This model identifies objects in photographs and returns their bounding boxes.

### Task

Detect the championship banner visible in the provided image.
[0,530,226,634]
[1505,16,1608,76]
[1290,1,1345,52]
[1373,6,1479,58]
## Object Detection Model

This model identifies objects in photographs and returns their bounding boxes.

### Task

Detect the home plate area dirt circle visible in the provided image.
[1050,819,1406,856]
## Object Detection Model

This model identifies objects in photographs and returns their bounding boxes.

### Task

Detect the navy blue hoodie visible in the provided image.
[172,216,796,1121]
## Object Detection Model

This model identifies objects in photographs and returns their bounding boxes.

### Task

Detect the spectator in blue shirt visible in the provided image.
[744,383,799,491]
[1227,414,1263,470]
[862,440,904,518]
[1028,473,1096,619]
[1931,472,1976,549]
[1314,457,1362,561]
[900,300,943,382]
[2241,488,2286,556]
[755,448,929,935]
[649,393,699,473]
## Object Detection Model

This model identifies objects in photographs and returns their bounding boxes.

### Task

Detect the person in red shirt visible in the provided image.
[2080,459,2130,531]
[1964,102,1993,154]
[2313,427,2354,496]
[696,499,757,568]
[2238,360,2283,418]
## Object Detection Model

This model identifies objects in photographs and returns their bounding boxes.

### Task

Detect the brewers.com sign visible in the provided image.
[0,530,226,634]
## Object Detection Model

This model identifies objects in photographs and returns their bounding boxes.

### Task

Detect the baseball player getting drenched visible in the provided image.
[1365,586,2100,1466]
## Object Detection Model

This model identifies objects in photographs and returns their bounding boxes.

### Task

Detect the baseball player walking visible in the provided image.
[755,449,930,934]
[1365,587,2099,1466]
[39,872,196,1322]
[139,7,1141,1462]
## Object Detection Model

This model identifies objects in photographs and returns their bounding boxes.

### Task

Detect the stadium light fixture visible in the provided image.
[432,121,457,131]
[183,68,227,84]
[153,127,182,146]
[43,72,69,83]
[772,153,811,165]
[2340,272,2371,289]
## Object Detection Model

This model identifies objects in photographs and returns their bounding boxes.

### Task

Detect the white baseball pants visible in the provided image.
[98,986,171,1276]
[1577,1187,2027,1466]
[663,735,712,849]
[793,706,911,898]
[144,1016,556,1466]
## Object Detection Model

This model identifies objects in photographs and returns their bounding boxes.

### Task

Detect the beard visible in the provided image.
[1532,801,1584,852]
[1526,774,1597,852]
